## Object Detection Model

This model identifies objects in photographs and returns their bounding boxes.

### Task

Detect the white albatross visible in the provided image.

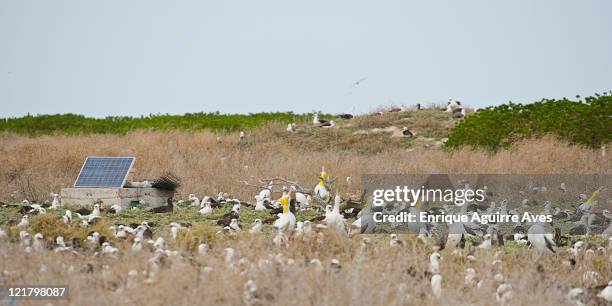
[527,223,556,254]
[199,201,212,215]
[253,195,267,211]
[401,127,414,137]
[445,98,461,113]
[28,204,46,214]
[109,204,122,214]
[32,233,44,252]
[76,204,101,222]
[349,214,362,237]
[313,113,328,125]
[324,194,347,234]
[259,182,273,202]
[153,237,165,250]
[169,222,186,240]
[294,191,311,209]
[429,252,441,274]
[131,237,143,252]
[114,225,130,239]
[188,194,199,206]
[101,242,119,257]
[19,231,31,251]
[286,123,296,132]
[477,234,492,250]
[496,283,513,306]
[272,229,288,248]
[320,120,335,128]
[249,219,263,234]
[567,288,585,306]
[598,281,612,302]
[50,193,61,209]
[431,274,442,299]
[197,243,209,257]
[54,236,71,253]
[389,234,403,247]
[464,268,482,288]
[229,219,241,232]
[17,215,29,228]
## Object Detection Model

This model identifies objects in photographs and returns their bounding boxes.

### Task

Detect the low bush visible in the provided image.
[445,92,611,150]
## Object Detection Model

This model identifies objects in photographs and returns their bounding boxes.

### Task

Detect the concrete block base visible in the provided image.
[61,187,173,208]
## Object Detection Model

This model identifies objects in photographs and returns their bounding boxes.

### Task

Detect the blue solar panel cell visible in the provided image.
[74,157,135,188]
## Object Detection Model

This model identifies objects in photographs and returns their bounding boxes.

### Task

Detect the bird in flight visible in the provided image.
[350,77,368,88]
[346,77,368,95]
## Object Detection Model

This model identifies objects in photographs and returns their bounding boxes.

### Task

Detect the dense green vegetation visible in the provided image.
[2,93,610,152]
[445,93,612,150]
[0,112,316,135]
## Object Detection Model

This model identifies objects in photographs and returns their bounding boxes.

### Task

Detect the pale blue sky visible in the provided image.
[1,0,610,117]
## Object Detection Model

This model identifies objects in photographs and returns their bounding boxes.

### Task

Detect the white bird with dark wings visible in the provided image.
[76,204,101,222]
[527,223,556,254]
[254,195,267,211]
[188,194,199,206]
[258,182,272,202]
[199,201,212,215]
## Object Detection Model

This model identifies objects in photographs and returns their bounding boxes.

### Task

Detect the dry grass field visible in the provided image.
[0,110,610,306]
[1,116,609,203]
[0,233,610,306]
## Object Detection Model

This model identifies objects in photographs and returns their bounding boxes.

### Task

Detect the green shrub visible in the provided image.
[445,92,612,150]
[175,223,221,251]
[0,112,328,135]
[25,213,88,243]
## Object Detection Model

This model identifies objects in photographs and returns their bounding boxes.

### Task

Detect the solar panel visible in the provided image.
[74,157,135,188]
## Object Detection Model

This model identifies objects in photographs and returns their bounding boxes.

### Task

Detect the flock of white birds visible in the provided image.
[1,164,611,305]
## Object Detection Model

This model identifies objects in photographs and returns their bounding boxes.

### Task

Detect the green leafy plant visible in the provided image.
[0,112,327,135]
[445,92,611,150]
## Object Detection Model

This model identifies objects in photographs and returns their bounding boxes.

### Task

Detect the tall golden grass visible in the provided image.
[0,232,610,306]
[0,128,609,203]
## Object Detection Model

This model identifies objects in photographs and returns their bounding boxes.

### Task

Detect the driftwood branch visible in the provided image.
[238,176,364,211]
[237,178,313,196]
[237,177,364,214]
[259,177,314,195]
[237,180,270,190]
[260,177,301,187]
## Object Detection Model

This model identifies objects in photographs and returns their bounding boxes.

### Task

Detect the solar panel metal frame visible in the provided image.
[73,156,136,188]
